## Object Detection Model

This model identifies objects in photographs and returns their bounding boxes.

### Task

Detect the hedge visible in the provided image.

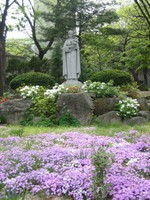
[91,70,133,86]
[10,72,55,89]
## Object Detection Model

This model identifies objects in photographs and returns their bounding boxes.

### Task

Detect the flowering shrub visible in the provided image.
[81,80,120,98]
[44,85,81,99]
[0,130,150,200]
[17,85,81,126]
[44,84,66,100]
[17,85,42,100]
[116,97,140,118]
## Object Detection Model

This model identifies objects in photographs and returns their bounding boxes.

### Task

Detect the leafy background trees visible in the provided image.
[0,0,17,95]
[1,0,150,95]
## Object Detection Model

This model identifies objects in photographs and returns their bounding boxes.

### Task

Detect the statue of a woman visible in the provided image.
[63,30,81,81]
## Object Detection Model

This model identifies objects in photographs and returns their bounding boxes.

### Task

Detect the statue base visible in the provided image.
[63,80,83,87]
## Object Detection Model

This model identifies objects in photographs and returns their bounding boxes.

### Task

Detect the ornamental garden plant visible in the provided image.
[0,80,142,126]
[14,80,141,126]
[116,97,140,119]
[0,129,150,200]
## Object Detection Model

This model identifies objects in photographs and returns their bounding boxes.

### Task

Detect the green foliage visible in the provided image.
[49,42,64,84]
[9,72,54,89]
[82,80,120,98]
[6,58,29,73]
[117,4,150,86]
[120,82,140,98]
[6,58,29,84]
[0,113,6,124]
[9,128,24,137]
[6,38,33,58]
[34,117,55,127]
[92,147,112,200]
[32,96,57,120]
[4,189,26,200]
[28,56,51,73]
[58,109,80,127]
[20,111,34,126]
[18,85,58,126]
[91,70,133,86]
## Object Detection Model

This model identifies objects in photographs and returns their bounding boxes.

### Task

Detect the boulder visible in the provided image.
[138,110,150,120]
[137,98,148,110]
[0,98,32,124]
[57,93,94,125]
[93,98,119,115]
[123,116,147,125]
[95,111,122,124]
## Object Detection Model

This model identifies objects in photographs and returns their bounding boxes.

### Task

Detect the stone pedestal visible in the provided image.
[63,80,83,87]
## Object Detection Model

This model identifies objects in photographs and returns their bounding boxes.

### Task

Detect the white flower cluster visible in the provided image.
[19,85,40,99]
[82,80,106,93]
[117,97,140,118]
[44,84,66,99]
[81,80,118,98]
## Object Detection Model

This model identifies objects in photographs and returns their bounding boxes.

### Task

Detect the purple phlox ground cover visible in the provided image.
[0,129,150,200]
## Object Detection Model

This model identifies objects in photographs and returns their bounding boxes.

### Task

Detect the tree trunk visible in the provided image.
[0,40,5,96]
[143,68,148,86]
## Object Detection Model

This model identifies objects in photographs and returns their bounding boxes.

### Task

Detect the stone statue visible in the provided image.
[63,30,81,81]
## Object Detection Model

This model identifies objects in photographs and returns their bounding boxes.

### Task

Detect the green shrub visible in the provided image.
[10,72,55,89]
[0,113,6,124]
[82,80,120,98]
[120,82,140,98]
[57,109,80,127]
[91,70,133,86]
[28,56,50,73]
[9,128,24,137]
[20,111,34,126]
[34,117,55,127]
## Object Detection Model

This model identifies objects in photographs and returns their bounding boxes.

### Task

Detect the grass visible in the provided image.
[0,121,150,138]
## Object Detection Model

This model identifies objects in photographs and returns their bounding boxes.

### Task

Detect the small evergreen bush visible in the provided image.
[0,113,6,124]
[57,110,80,127]
[91,70,133,86]
[10,72,55,89]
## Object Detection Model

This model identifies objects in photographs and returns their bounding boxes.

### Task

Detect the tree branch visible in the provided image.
[134,0,150,27]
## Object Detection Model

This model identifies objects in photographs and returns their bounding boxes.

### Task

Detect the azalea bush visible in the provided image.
[0,130,150,200]
[116,97,140,118]
[81,80,120,98]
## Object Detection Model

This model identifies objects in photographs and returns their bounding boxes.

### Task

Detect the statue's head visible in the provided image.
[68,30,74,38]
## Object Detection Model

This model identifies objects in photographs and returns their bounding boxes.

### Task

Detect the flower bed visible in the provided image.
[0,129,150,199]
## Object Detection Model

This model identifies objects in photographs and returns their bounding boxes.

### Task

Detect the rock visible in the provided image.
[138,110,150,120]
[95,111,122,124]
[137,98,148,110]
[0,98,32,124]
[123,116,147,125]
[93,98,119,115]
[57,93,94,125]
